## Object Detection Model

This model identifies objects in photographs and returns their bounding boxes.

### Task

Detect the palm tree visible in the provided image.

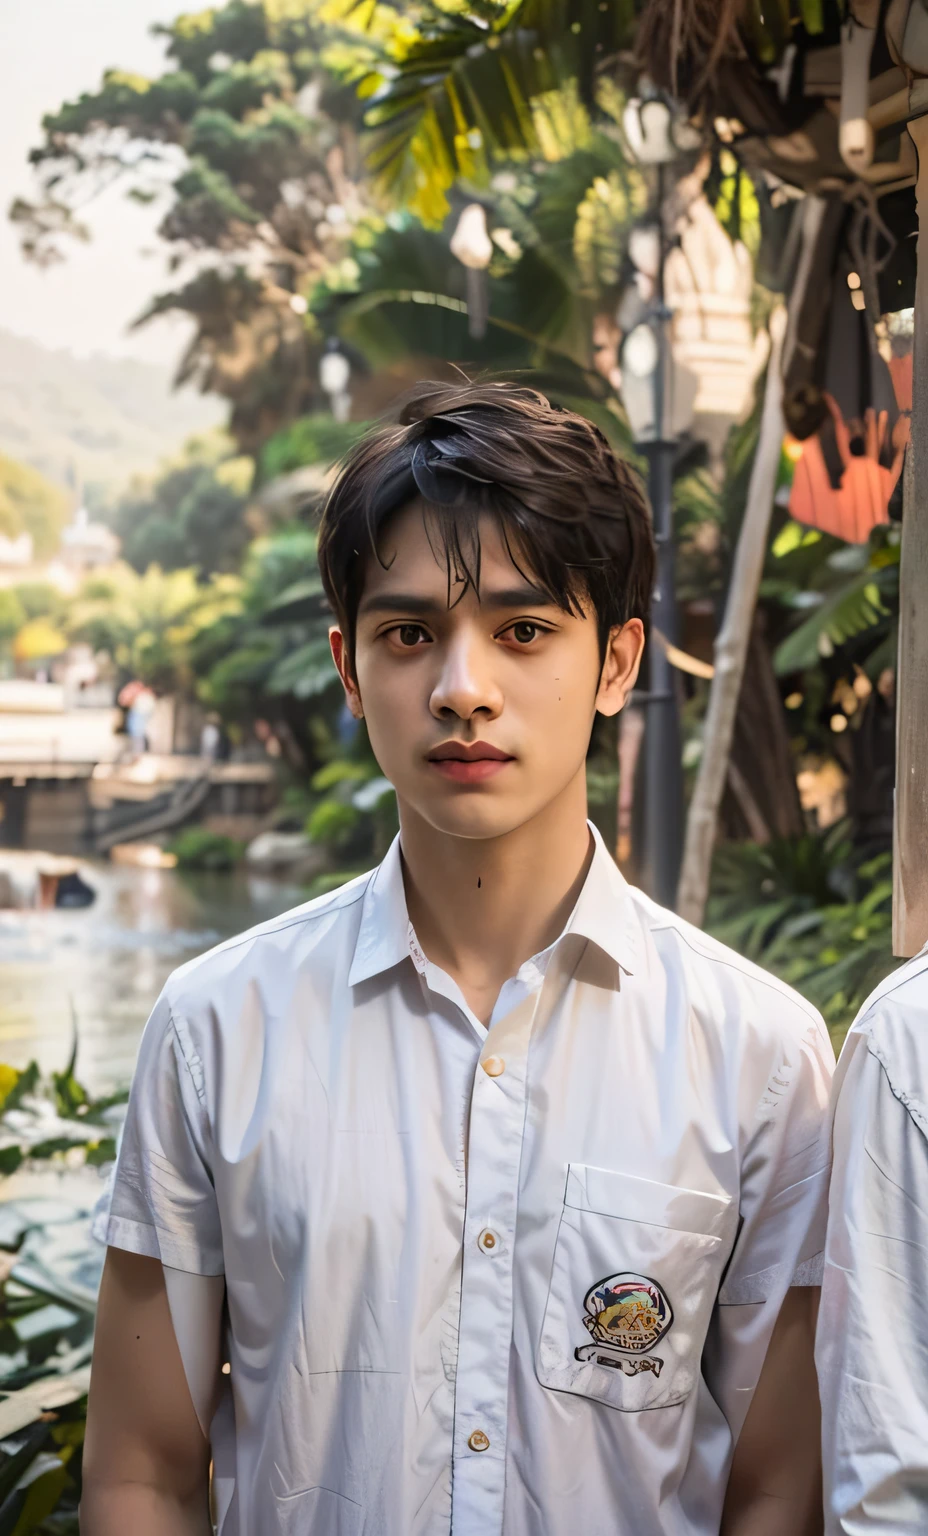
[65,564,241,697]
[325,0,641,224]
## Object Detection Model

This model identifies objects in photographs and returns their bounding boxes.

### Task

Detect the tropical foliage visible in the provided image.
[707,826,895,1046]
[0,456,70,561]
[0,1047,129,1534]
[108,434,254,577]
[64,563,241,697]
[167,826,246,869]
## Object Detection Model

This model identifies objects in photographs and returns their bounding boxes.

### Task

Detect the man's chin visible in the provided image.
[412,791,537,843]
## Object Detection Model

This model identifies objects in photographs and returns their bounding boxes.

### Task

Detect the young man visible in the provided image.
[83,382,833,1536]
[816,946,928,1531]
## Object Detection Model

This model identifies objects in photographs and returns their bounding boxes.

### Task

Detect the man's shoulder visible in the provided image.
[626,884,831,1055]
[843,946,928,1109]
[162,867,373,1013]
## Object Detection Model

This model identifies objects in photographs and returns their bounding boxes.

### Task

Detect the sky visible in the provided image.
[0,0,194,364]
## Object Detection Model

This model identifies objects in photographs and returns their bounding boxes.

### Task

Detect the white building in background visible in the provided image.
[59,505,119,570]
[665,195,766,457]
[0,532,34,571]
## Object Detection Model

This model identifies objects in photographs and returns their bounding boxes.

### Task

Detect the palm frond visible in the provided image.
[345,0,637,223]
[773,561,897,675]
[268,636,340,696]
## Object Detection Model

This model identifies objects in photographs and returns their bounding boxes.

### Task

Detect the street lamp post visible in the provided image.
[621,92,695,908]
[320,339,352,423]
[642,431,682,909]
[451,203,494,339]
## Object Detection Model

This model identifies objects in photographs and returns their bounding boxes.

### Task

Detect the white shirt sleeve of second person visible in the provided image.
[92,988,224,1277]
[816,1027,928,1532]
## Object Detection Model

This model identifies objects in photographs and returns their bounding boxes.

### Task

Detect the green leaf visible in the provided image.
[0,1149,24,1178]
[0,1426,49,1510]
[0,1066,39,1116]
[798,0,825,33]
[263,578,328,626]
[26,1141,80,1163]
[306,798,360,849]
[9,1461,69,1535]
[311,760,372,791]
[83,1138,116,1168]
[771,519,821,558]
[268,637,339,697]
[773,566,892,674]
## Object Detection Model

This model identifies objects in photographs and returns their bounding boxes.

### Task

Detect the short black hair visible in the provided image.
[317,380,654,659]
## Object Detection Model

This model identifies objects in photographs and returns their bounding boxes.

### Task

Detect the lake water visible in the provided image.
[0,861,308,1093]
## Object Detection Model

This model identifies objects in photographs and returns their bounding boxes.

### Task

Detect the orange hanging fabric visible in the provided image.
[788,392,907,542]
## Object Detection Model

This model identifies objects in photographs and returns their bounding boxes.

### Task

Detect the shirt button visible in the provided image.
[477,1228,499,1254]
[468,1429,490,1452]
[482,1055,505,1077]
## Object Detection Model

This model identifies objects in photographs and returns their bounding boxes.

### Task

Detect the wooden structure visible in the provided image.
[0,756,277,855]
[648,0,928,954]
[894,112,928,953]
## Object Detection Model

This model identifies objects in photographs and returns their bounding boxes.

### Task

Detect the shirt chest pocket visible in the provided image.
[536,1164,735,1412]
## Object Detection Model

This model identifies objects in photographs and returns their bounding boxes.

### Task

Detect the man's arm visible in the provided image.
[722,1286,823,1536]
[81,1249,215,1536]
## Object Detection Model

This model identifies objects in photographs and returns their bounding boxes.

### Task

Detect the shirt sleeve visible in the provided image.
[718,1006,834,1306]
[92,989,224,1276]
[701,1004,833,1441]
[816,1030,928,1532]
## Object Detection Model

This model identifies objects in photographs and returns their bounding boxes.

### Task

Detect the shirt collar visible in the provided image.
[348,833,411,986]
[563,822,642,977]
[348,820,641,988]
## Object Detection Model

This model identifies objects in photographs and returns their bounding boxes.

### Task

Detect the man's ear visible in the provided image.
[595,618,645,717]
[329,627,364,719]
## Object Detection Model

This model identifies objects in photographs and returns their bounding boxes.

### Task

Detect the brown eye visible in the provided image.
[512,622,539,644]
[398,624,424,646]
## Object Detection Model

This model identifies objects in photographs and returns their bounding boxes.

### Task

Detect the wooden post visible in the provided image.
[676,196,825,927]
[675,306,786,924]
[893,116,928,956]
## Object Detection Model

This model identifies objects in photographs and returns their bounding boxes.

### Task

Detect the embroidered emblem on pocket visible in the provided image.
[575,1273,673,1377]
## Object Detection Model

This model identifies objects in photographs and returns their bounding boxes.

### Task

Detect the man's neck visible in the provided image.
[398,772,594,1026]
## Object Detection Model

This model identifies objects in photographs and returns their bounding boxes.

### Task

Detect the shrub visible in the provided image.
[167,827,245,871]
[706,829,896,1048]
[306,799,360,851]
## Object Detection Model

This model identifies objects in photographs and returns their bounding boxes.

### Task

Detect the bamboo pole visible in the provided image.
[893,117,928,957]
[676,196,824,926]
[675,305,787,923]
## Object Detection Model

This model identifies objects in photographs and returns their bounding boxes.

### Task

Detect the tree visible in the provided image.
[328,0,641,226]
[0,590,25,654]
[11,1,369,451]
[65,563,241,695]
[0,454,70,559]
[110,434,253,576]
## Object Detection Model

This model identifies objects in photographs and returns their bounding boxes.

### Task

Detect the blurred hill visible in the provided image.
[0,328,223,495]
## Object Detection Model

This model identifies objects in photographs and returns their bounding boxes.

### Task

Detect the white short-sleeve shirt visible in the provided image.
[97,826,834,1536]
[816,946,928,1532]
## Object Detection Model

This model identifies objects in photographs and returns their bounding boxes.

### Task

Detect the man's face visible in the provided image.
[330,502,643,842]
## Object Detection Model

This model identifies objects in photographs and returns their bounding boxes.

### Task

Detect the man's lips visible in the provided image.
[426,741,515,784]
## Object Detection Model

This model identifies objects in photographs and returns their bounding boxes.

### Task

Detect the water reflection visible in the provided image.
[0,861,308,1093]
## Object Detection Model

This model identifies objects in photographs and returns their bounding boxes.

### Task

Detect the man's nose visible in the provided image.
[429,633,503,722]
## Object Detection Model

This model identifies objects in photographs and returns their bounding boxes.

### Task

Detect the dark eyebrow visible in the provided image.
[357,593,441,617]
[482,584,557,609]
[358,583,556,618]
